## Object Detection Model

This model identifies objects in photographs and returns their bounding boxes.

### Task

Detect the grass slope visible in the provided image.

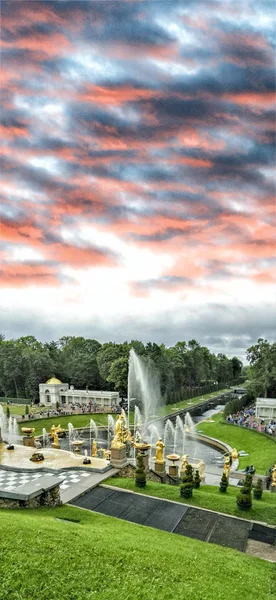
[105,478,276,526]
[0,505,275,600]
[197,413,276,473]
[19,413,112,436]
[159,389,229,416]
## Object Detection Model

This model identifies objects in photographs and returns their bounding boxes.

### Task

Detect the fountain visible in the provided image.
[128,348,162,434]
[68,423,75,450]
[42,428,49,448]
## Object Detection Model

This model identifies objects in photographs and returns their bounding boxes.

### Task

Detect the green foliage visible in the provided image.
[244,473,253,491]
[253,479,263,500]
[6,405,10,419]
[25,405,29,415]
[180,463,194,498]
[194,469,201,488]
[219,471,229,493]
[224,392,255,418]
[246,338,276,398]
[236,479,252,510]
[0,334,245,403]
[135,453,146,488]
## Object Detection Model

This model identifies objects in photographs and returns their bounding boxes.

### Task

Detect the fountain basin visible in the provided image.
[0,444,110,471]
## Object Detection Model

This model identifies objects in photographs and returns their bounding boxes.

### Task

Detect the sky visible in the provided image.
[1,0,275,360]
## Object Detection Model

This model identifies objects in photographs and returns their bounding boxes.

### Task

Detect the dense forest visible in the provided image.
[0,335,275,403]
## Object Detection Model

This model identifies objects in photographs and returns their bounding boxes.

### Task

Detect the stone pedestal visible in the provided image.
[154,461,166,476]
[169,464,179,478]
[23,436,35,448]
[110,445,127,468]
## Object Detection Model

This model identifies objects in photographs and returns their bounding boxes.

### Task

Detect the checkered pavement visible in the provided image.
[0,469,91,492]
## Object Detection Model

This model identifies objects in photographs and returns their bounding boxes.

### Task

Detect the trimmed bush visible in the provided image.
[194,470,201,489]
[244,473,253,491]
[135,453,146,488]
[253,478,263,500]
[180,463,194,498]
[6,406,10,419]
[25,405,29,415]
[236,480,252,510]
[219,472,229,493]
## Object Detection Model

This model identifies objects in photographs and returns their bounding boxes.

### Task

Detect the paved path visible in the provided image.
[0,467,118,503]
[70,485,258,552]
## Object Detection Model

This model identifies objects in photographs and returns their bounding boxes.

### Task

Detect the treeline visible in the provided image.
[0,335,245,403]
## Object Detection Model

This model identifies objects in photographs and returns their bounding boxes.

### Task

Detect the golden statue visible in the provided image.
[92,440,97,457]
[198,460,205,480]
[231,448,239,460]
[271,465,276,487]
[181,455,189,471]
[111,413,126,448]
[51,431,60,449]
[50,424,63,438]
[155,438,165,462]
[224,455,231,478]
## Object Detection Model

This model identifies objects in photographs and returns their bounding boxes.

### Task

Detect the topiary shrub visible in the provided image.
[219,471,229,493]
[244,473,253,490]
[194,469,201,489]
[180,463,194,498]
[25,405,29,415]
[253,478,263,500]
[6,406,10,419]
[135,453,146,488]
[236,481,252,511]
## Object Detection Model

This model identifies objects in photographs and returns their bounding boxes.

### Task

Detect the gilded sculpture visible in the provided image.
[155,438,165,462]
[231,448,239,460]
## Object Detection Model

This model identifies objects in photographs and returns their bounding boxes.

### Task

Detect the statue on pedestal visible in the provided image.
[92,440,97,457]
[155,438,165,462]
[271,465,276,487]
[181,455,189,471]
[224,455,231,478]
[231,448,239,460]
[111,414,126,448]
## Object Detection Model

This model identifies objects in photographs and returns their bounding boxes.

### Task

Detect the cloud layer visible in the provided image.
[1,0,275,359]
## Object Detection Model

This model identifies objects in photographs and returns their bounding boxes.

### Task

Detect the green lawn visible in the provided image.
[18,413,115,436]
[0,403,41,417]
[158,389,229,417]
[196,413,276,473]
[0,505,275,600]
[105,478,276,526]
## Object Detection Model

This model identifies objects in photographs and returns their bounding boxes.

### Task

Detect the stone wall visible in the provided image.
[0,484,61,509]
[114,464,136,478]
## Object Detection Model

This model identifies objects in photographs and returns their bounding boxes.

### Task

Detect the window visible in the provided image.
[45,389,51,403]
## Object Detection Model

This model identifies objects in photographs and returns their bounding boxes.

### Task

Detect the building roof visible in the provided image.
[45,377,62,385]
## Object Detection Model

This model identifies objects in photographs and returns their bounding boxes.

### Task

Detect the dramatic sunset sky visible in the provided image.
[1,0,275,359]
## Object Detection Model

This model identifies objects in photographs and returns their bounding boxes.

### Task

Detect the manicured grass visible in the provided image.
[158,389,229,417]
[197,413,276,473]
[0,505,275,600]
[20,413,113,436]
[0,403,40,417]
[105,478,276,526]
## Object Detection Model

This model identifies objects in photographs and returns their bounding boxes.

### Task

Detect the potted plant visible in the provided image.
[194,469,201,489]
[135,453,146,488]
[180,463,194,498]
[253,478,263,500]
[219,472,229,493]
[236,481,252,511]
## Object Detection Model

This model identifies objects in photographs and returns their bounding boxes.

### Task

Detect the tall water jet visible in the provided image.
[8,416,19,445]
[0,405,8,441]
[68,423,75,450]
[174,416,185,455]
[107,415,115,448]
[128,348,162,434]
[164,419,175,453]
[42,428,48,448]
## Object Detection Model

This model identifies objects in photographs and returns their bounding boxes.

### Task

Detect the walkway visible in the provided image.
[0,467,118,504]
[69,485,275,553]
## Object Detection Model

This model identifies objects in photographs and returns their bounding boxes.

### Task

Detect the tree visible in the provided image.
[236,477,252,510]
[219,472,228,493]
[180,463,194,498]
[246,339,276,398]
[194,469,201,489]
[107,356,129,397]
[231,357,243,379]
[253,479,263,500]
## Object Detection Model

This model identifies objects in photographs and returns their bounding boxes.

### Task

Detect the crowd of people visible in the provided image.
[20,401,121,421]
[226,407,276,436]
